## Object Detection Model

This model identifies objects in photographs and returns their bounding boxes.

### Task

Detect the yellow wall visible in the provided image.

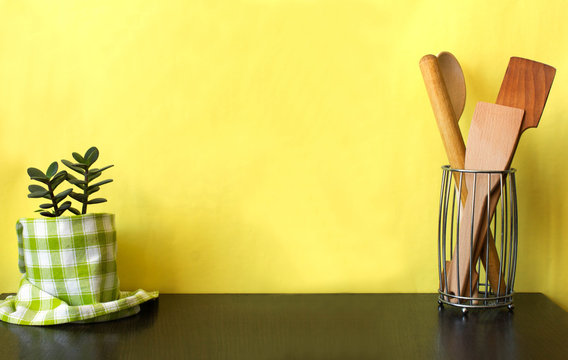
[1,1,567,308]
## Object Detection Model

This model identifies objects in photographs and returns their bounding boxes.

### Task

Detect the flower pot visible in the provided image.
[0,213,158,325]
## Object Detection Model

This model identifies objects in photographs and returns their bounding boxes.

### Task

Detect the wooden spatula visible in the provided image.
[496,57,556,161]
[465,57,556,292]
[435,52,509,296]
[446,102,524,301]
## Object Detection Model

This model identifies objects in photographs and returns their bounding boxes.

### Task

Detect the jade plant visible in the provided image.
[27,147,114,217]
[27,163,76,217]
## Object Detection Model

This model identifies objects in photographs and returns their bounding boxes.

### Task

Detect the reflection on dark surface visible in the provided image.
[2,294,568,359]
[437,305,517,359]
[8,325,119,360]
[0,299,158,360]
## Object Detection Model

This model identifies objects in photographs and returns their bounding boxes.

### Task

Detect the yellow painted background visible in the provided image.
[1,1,567,308]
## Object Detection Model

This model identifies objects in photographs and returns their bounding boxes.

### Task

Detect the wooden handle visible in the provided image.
[421,56,508,298]
[419,55,466,171]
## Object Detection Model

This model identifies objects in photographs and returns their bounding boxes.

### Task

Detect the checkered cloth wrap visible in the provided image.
[0,213,158,325]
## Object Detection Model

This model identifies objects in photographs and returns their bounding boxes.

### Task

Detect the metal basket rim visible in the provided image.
[441,165,517,174]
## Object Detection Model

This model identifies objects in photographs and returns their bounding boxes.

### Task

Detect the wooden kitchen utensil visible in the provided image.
[421,54,507,296]
[497,57,556,133]
[419,55,466,194]
[446,102,524,301]
[437,51,466,122]
[496,57,556,160]
[464,57,556,294]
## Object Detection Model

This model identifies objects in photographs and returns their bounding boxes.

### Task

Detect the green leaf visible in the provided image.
[54,188,73,202]
[66,173,87,187]
[46,162,58,178]
[29,185,47,193]
[68,178,87,186]
[51,173,67,190]
[85,147,99,165]
[27,167,47,179]
[87,171,102,182]
[87,186,100,195]
[40,211,56,218]
[72,163,89,170]
[30,177,50,185]
[39,203,54,209]
[28,190,49,198]
[87,198,107,204]
[72,152,86,164]
[98,164,114,172]
[68,207,81,215]
[89,165,114,175]
[70,192,87,203]
[89,179,113,188]
[58,201,72,212]
[85,146,97,157]
[53,170,68,179]
[61,159,85,175]
[34,209,43,213]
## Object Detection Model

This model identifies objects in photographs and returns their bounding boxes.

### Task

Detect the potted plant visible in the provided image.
[0,147,158,326]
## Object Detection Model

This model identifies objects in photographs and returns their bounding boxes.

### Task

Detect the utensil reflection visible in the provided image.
[437,306,517,359]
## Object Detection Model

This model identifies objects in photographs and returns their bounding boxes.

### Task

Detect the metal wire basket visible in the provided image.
[437,165,518,313]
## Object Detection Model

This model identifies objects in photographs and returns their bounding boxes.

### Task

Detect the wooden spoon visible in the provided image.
[437,51,466,122]
[437,52,510,296]
[435,51,479,295]
[419,55,465,180]
[421,54,507,297]
[446,102,524,301]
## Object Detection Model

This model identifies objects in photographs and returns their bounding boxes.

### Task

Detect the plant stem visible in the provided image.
[82,170,89,214]
[48,183,59,215]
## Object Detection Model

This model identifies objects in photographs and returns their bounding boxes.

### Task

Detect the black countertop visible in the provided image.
[1,293,567,359]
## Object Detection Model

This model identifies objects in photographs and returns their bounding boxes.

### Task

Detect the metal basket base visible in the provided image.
[437,291,514,312]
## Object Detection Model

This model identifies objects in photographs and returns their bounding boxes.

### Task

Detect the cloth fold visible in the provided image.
[0,277,158,325]
[0,213,158,326]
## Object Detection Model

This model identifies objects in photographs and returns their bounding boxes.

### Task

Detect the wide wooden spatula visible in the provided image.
[467,57,556,295]
[446,102,524,301]
[496,57,556,161]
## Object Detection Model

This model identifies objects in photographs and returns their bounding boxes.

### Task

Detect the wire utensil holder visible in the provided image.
[438,166,518,313]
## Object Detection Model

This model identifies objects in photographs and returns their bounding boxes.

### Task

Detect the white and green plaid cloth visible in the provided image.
[0,213,158,325]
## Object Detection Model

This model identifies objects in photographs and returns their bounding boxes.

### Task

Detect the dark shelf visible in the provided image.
[1,293,567,359]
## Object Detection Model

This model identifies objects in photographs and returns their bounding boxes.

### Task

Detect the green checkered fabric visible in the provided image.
[0,213,158,325]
